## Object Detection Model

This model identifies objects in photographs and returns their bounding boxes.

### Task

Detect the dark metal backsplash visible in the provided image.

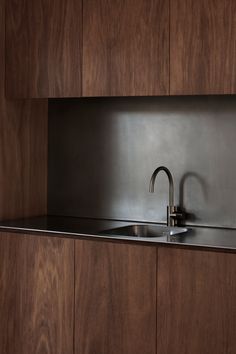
[48,96,236,228]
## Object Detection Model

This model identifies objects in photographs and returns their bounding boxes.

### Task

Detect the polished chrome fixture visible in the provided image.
[149,166,184,227]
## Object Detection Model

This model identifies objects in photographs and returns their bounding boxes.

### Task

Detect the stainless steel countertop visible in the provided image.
[0,216,236,251]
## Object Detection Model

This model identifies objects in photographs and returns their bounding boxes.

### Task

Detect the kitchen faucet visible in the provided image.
[149,166,184,227]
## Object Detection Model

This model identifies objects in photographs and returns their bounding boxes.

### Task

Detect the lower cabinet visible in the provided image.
[0,232,74,354]
[1,232,236,354]
[74,240,157,354]
[157,247,236,354]
[0,233,156,354]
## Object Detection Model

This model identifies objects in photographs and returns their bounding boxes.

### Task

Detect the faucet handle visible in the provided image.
[168,206,185,226]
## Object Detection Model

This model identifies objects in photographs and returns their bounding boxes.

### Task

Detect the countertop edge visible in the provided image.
[1,224,236,254]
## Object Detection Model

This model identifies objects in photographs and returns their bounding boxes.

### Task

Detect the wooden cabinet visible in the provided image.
[1,0,47,219]
[6,0,82,98]
[0,232,74,354]
[83,0,169,96]
[1,231,236,354]
[75,240,157,354]
[6,0,169,98]
[5,0,236,97]
[0,233,156,354]
[170,0,236,95]
[157,247,236,354]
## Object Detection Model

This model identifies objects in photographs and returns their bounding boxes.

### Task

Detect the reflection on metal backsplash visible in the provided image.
[48,96,236,229]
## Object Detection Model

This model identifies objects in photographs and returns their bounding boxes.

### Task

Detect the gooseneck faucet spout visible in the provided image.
[149,166,174,207]
[149,166,184,227]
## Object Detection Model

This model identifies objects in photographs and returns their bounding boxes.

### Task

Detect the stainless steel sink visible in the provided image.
[101,224,188,238]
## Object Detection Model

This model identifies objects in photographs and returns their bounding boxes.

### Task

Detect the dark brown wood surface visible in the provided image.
[6,0,82,98]
[83,0,169,96]
[157,247,236,354]
[170,0,236,94]
[0,0,47,219]
[0,232,74,354]
[0,100,48,219]
[75,240,156,354]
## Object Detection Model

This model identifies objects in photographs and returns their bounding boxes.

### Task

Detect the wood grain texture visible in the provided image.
[0,232,74,354]
[157,247,236,354]
[0,100,48,219]
[83,0,169,96]
[0,0,47,219]
[170,0,236,95]
[75,240,156,354]
[6,0,82,98]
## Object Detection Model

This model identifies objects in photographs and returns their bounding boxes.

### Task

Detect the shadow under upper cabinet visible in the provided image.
[48,96,236,228]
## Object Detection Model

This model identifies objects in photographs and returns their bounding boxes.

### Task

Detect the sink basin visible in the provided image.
[101,224,188,238]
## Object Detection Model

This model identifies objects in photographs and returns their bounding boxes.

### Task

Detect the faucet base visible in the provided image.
[167,206,184,227]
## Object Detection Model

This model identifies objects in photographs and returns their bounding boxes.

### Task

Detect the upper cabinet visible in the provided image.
[83,0,169,96]
[170,0,236,95]
[5,0,236,97]
[6,0,82,98]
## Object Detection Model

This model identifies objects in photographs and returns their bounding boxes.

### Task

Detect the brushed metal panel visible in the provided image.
[48,96,236,228]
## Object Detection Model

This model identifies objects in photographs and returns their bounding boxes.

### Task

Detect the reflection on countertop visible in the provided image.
[0,216,236,251]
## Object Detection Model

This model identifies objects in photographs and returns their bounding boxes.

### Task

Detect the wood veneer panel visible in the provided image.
[75,240,156,354]
[0,232,74,354]
[157,247,236,354]
[0,0,47,219]
[0,99,48,219]
[6,0,82,98]
[170,0,236,94]
[83,0,169,96]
